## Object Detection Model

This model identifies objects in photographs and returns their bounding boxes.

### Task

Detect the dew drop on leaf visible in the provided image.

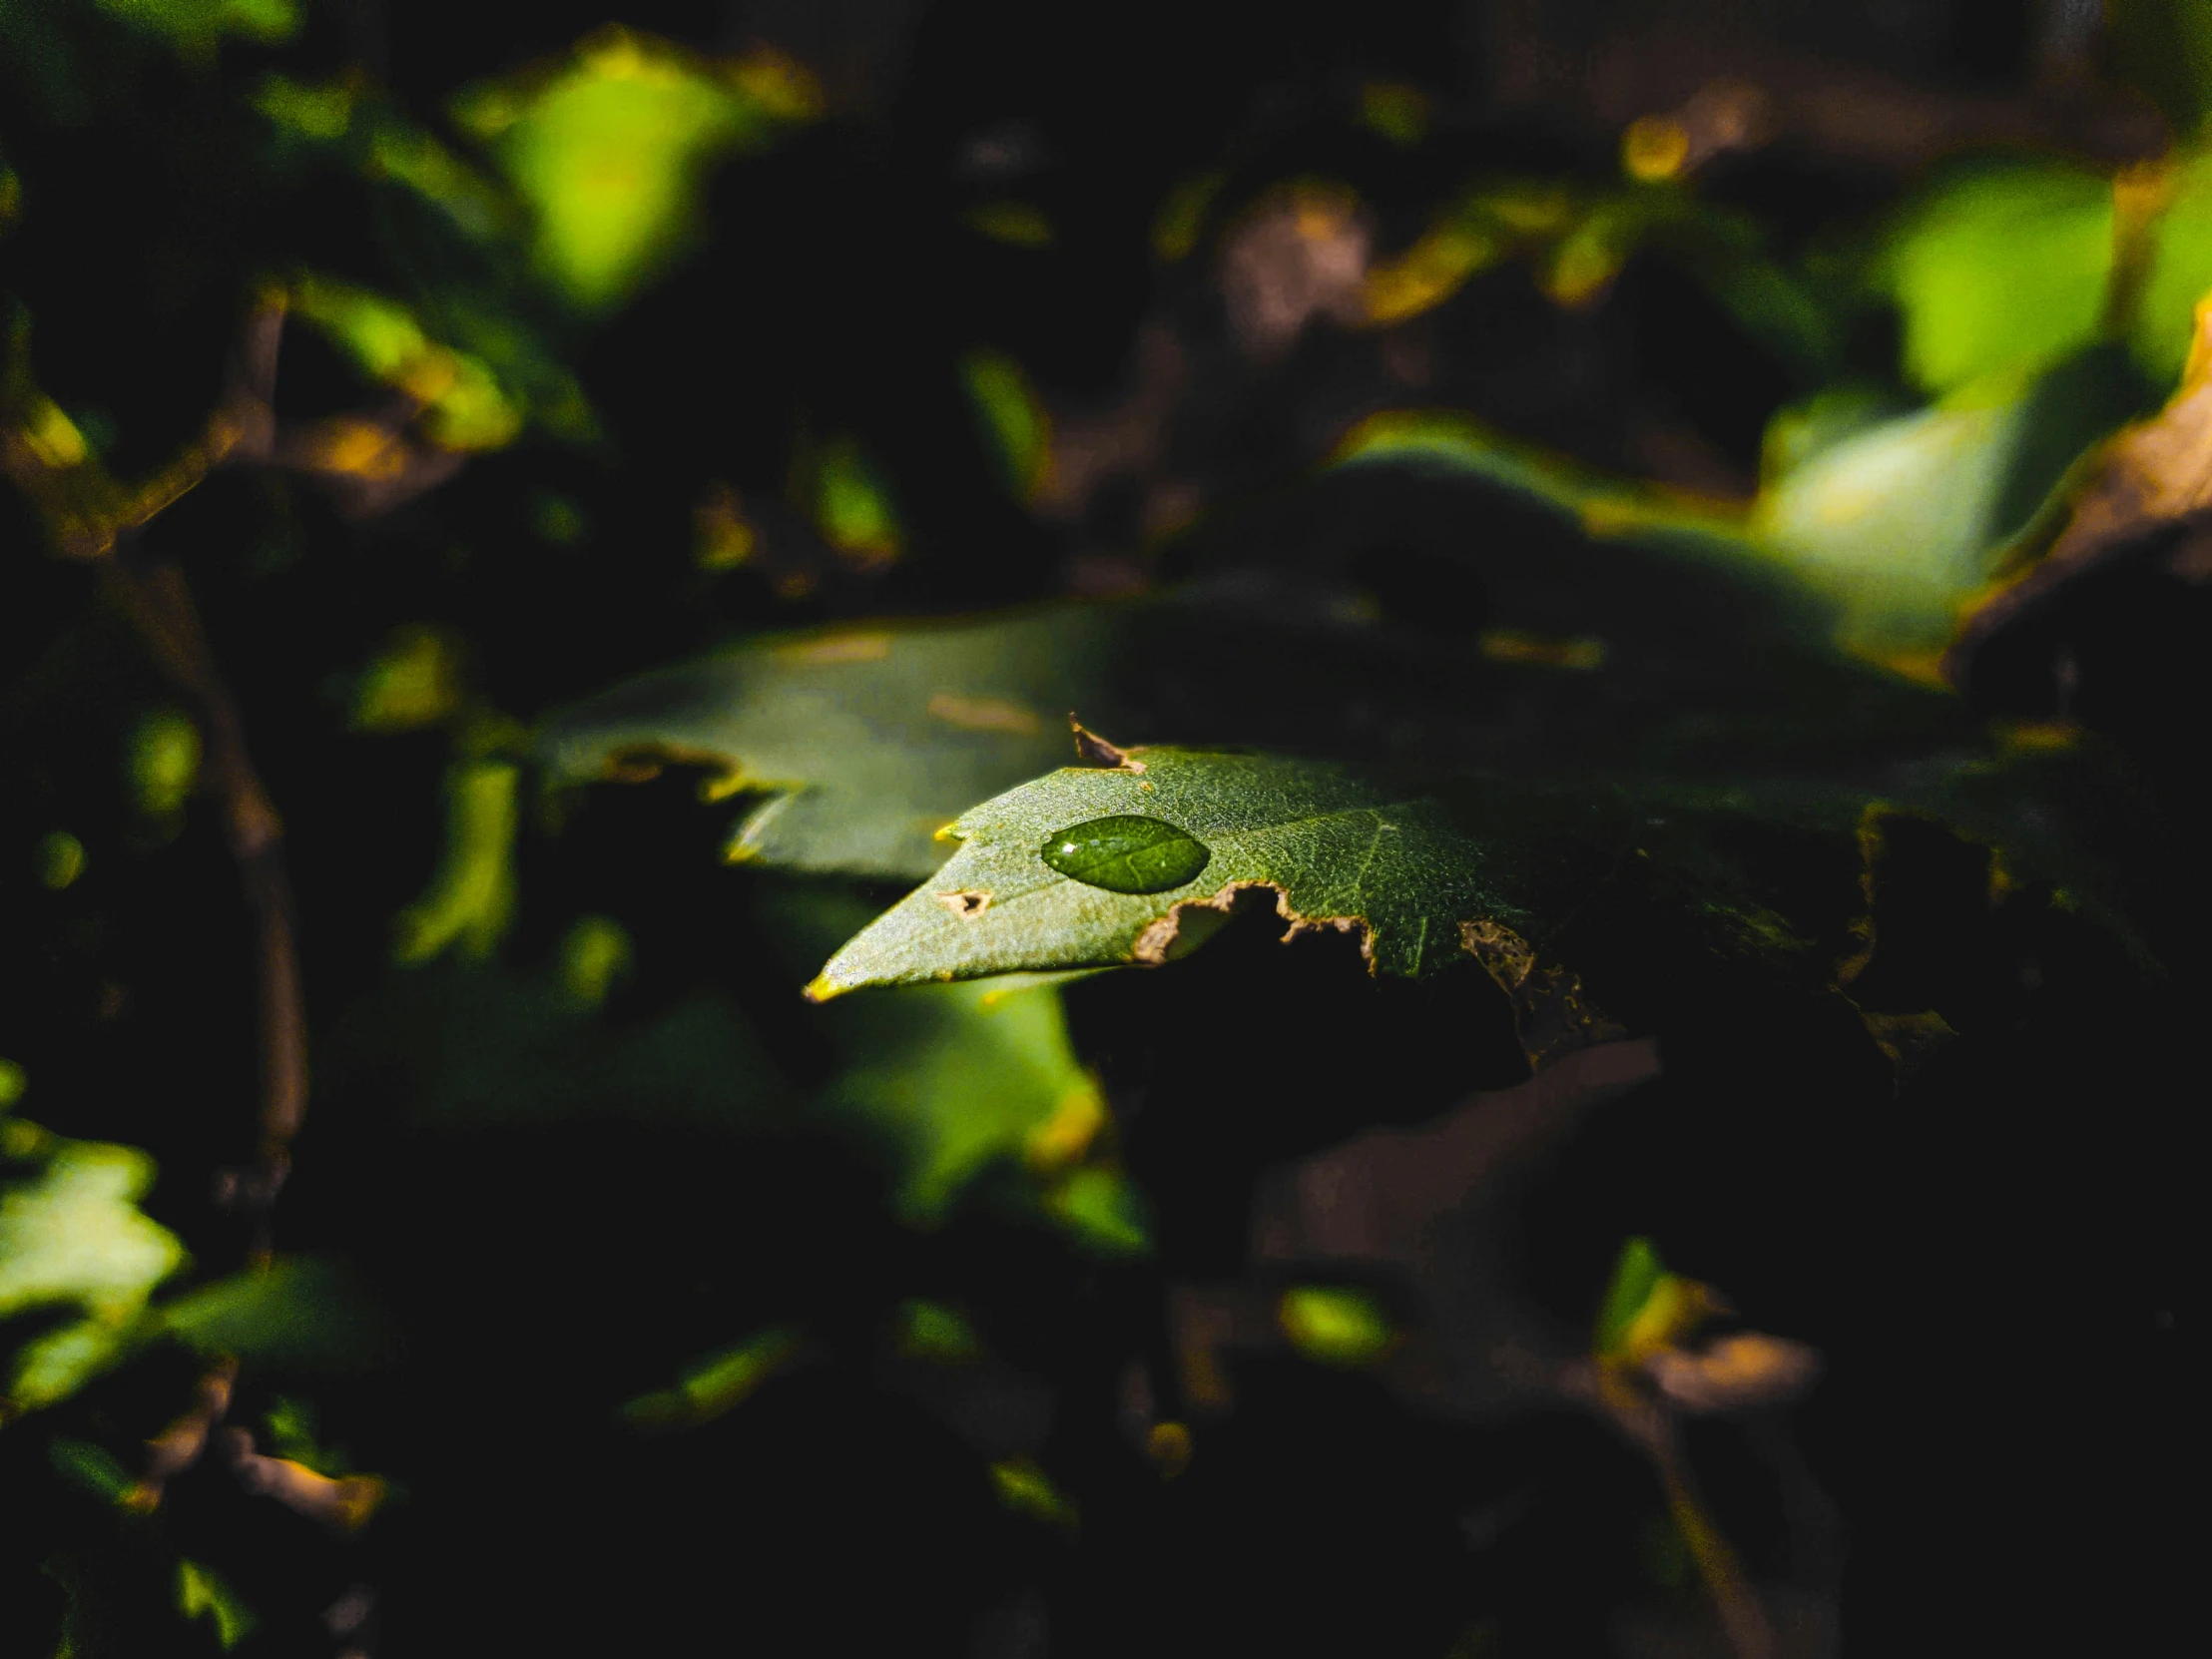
[1039,815,1211,893]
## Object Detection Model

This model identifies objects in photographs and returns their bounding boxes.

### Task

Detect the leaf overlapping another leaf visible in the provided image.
[808,748,1521,995]
[538,610,1125,878]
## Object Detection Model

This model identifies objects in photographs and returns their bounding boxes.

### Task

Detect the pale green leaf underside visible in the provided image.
[811,749,1520,995]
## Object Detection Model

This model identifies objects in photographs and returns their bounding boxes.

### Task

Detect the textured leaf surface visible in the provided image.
[810,749,1518,995]
[538,610,1123,877]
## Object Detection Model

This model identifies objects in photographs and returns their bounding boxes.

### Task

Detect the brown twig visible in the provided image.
[1592,1361,1779,1659]
[123,1358,239,1513]
[220,1425,386,1533]
[3,291,306,1245]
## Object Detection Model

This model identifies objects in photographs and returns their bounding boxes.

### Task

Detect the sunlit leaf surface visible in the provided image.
[1880,165,2114,395]
[809,749,1513,993]
[454,28,795,310]
[1,1126,187,1413]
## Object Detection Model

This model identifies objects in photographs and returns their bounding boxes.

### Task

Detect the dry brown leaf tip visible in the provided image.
[1068,717,1145,772]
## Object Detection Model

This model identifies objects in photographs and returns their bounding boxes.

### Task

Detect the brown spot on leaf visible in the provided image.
[773,631,892,666]
[926,692,1042,735]
[601,742,746,800]
[936,889,992,918]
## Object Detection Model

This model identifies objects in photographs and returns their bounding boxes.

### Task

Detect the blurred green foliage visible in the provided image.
[1,3,2200,1652]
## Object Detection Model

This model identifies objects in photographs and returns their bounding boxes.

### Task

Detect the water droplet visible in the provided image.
[1039,815,1210,893]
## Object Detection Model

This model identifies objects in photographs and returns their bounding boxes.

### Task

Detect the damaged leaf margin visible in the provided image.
[805,746,1621,1067]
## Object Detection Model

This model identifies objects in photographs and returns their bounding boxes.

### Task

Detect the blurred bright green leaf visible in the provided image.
[292,276,524,452]
[455,27,786,311]
[177,1559,256,1651]
[960,349,1051,501]
[353,626,465,733]
[1279,1285,1394,1366]
[763,881,1144,1249]
[1,1126,187,1414]
[2134,150,2212,380]
[825,974,1119,1229]
[1879,165,2113,395]
[1758,347,2152,665]
[989,1455,1077,1529]
[802,434,902,564]
[393,760,518,962]
[559,914,633,1006]
[126,709,200,818]
[1593,1235,1667,1357]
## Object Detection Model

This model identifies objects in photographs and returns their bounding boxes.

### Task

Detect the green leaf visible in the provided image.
[177,1559,257,1651]
[799,434,902,564]
[807,749,1514,995]
[823,973,1126,1228]
[618,1325,804,1431]
[0,1124,187,1416]
[2133,151,2212,379]
[291,276,524,452]
[125,709,200,818]
[159,1257,390,1374]
[988,1455,1078,1530]
[1878,164,2114,396]
[393,761,519,962]
[453,28,795,311]
[1593,1236,1667,1357]
[760,881,1145,1249]
[538,609,1126,879]
[959,348,1051,501]
[1279,1286,1395,1367]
